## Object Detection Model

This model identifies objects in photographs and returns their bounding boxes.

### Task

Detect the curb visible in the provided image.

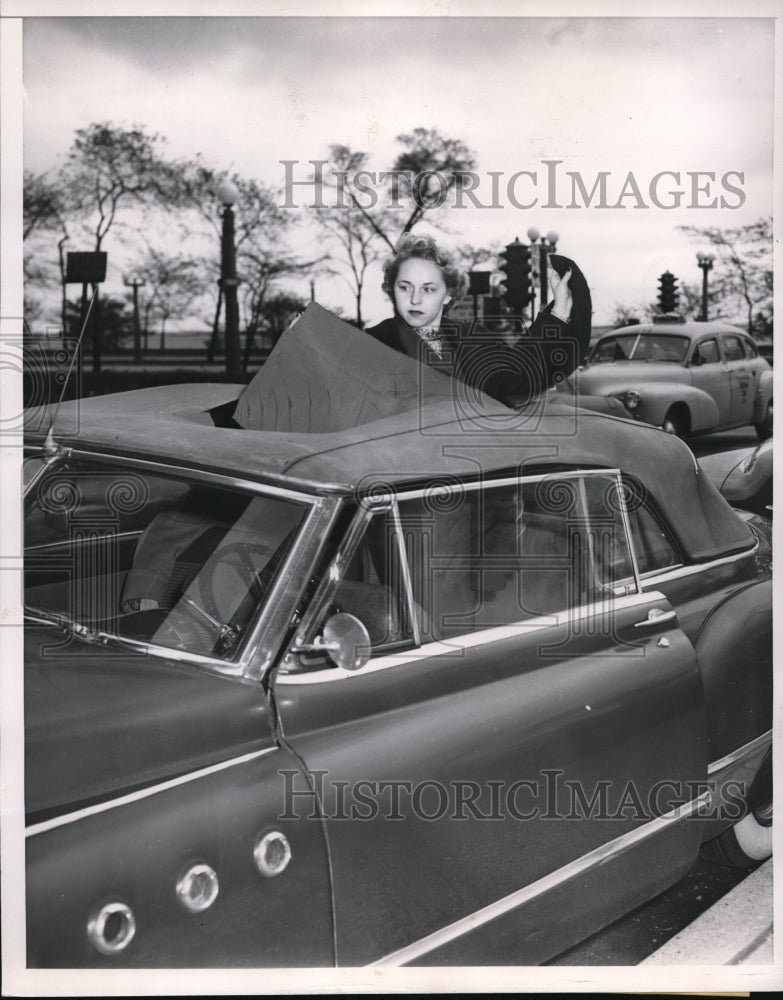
[640,858,773,965]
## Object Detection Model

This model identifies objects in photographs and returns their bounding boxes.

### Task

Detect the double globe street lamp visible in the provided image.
[217,179,241,378]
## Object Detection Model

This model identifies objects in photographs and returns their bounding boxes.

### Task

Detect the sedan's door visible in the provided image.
[688,336,730,422]
[273,471,709,966]
[721,334,756,425]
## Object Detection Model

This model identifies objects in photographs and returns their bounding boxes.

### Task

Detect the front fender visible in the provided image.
[633,384,719,432]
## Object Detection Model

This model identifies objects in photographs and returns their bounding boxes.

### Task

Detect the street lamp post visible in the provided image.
[217,180,241,378]
[526,227,559,318]
[123,275,145,362]
[696,252,716,321]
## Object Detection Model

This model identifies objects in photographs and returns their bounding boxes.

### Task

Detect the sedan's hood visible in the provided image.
[573,363,690,394]
[24,627,274,821]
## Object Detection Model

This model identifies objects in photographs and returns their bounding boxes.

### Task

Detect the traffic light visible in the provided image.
[658,271,679,314]
[498,238,533,313]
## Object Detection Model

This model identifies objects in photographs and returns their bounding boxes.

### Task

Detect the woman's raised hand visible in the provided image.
[550,267,573,322]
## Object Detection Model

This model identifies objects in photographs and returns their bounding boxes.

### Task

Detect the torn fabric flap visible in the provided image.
[234,302,488,433]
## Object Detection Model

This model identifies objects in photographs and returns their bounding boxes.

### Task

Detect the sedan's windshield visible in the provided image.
[590,333,690,364]
[25,457,309,660]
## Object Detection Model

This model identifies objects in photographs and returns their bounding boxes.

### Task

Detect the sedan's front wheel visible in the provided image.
[662,407,685,437]
[754,399,772,441]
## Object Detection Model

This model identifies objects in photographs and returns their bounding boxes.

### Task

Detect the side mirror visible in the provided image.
[293,613,372,672]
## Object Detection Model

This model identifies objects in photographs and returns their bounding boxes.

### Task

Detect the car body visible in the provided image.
[23,307,772,968]
[698,438,773,518]
[558,320,773,439]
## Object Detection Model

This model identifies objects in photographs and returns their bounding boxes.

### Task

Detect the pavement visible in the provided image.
[640,858,773,965]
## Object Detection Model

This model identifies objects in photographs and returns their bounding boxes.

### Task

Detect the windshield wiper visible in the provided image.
[24,605,76,632]
[24,605,144,652]
[182,596,242,650]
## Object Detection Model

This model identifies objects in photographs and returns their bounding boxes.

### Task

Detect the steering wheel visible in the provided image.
[153,605,217,651]
[190,540,275,626]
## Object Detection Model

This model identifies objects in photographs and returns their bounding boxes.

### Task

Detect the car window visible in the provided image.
[721,335,745,362]
[326,508,417,652]
[326,474,638,654]
[636,335,689,362]
[742,339,758,359]
[592,334,689,364]
[591,334,639,363]
[25,458,310,661]
[691,338,719,365]
[622,488,682,576]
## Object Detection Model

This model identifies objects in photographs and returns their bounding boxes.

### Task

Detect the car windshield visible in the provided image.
[24,456,309,661]
[590,333,690,364]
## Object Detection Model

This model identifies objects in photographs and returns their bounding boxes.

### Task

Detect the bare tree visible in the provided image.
[390,128,478,233]
[129,248,202,351]
[23,170,72,333]
[677,219,772,333]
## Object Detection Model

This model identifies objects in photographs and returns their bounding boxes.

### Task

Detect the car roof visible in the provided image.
[25,306,754,563]
[599,320,751,342]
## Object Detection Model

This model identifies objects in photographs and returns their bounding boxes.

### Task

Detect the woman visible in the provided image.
[365,232,588,407]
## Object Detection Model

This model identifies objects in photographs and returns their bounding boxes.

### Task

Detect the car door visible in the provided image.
[688,336,730,423]
[273,470,709,966]
[721,333,755,425]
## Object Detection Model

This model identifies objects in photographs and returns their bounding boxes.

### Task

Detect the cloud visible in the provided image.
[19,14,774,324]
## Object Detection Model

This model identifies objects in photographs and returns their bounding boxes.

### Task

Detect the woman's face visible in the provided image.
[393,257,451,330]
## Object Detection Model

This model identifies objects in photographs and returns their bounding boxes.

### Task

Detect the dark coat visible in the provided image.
[366,254,591,407]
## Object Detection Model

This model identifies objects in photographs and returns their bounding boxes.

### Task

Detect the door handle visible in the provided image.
[634,607,677,628]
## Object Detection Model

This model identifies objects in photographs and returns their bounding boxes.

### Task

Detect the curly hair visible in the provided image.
[381,232,467,305]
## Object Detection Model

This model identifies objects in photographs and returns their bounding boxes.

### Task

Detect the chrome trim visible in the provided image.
[639,543,758,586]
[245,497,344,681]
[278,589,669,685]
[25,747,277,837]
[368,791,711,967]
[27,444,318,502]
[280,503,380,672]
[253,830,292,878]
[390,498,421,647]
[392,467,624,502]
[634,608,677,628]
[176,862,220,913]
[240,497,336,681]
[25,529,143,553]
[612,471,643,587]
[87,901,136,955]
[707,731,772,778]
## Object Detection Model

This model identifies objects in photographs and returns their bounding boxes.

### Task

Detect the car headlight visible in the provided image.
[622,390,642,411]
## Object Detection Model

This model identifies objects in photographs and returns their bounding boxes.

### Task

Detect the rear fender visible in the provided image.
[753,370,773,422]
[695,578,773,764]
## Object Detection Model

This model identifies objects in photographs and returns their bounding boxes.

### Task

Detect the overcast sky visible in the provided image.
[17,9,776,326]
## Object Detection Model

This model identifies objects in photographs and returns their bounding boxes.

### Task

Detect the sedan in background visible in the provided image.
[561,320,772,440]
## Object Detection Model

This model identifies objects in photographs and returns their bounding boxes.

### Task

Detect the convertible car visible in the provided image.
[558,320,773,439]
[23,305,772,967]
